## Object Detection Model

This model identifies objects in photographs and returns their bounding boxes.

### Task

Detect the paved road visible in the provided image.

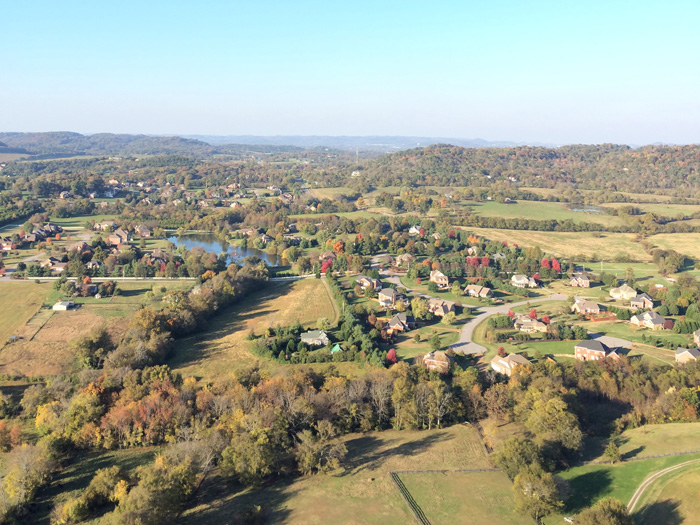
[627,458,700,513]
[449,294,568,355]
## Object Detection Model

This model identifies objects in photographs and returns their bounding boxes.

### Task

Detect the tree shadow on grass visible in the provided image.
[634,498,683,525]
[622,446,646,461]
[341,431,448,475]
[562,469,614,514]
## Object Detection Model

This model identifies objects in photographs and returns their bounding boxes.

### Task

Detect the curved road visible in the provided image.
[449,293,567,354]
[627,457,700,513]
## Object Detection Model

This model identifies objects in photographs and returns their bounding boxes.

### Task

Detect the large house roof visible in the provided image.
[575,339,609,353]
[676,347,700,359]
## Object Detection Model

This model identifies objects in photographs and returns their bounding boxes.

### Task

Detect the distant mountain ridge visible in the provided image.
[182,134,556,151]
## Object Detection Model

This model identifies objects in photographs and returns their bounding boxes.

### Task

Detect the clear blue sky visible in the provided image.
[3,0,699,144]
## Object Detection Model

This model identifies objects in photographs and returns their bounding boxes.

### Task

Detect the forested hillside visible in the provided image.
[352,144,700,194]
[0,132,303,157]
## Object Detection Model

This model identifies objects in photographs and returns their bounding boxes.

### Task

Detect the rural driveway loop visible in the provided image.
[627,458,700,513]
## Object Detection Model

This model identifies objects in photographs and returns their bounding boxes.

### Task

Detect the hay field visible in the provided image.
[0,281,51,345]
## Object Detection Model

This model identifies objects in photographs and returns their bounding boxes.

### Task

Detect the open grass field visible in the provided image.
[463,228,652,262]
[648,232,700,260]
[463,200,627,226]
[600,202,700,217]
[179,425,495,525]
[401,470,530,525]
[167,279,339,379]
[0,281,51,345]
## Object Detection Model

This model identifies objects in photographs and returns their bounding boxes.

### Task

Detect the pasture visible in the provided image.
[179,425,498,525]
[167,279,339,379]
[634,463,700,525]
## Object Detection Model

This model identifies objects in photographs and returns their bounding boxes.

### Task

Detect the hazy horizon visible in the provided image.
[4,1,699,145]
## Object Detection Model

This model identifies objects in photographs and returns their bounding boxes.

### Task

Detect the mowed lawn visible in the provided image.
[179,425,494,525]
[464,200,626,226]
[0,281,51,344]
[167,279,338,379]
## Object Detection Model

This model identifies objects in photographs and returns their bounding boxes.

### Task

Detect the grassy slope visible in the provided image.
[634,463,700,524]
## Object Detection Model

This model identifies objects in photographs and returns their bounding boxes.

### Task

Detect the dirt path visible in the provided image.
[627,458,700,513]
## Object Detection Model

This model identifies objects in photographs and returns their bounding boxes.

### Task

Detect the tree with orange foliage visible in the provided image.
[333,240,345,253]
[83,276,92,284]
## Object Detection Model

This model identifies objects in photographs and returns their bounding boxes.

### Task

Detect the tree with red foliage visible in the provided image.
[386,348,398,364]
[448,229,456,239]
[551,258,561,273]
[467,256,479,267]
[542,315,550,324]
[497,346,506,357]
[416,278,422,285]
[160,261,167,273]
[541,258,551,269]
[533,273,540,281]
[321,260,333,273]
[481,256,490,267]
[501,241,508,247]
[507,310,515,318]
[529,309,538,319]
[419,227,425,237]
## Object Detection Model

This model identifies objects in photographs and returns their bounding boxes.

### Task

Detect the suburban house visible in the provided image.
[259,234,274,244]
[491,353,531,376]
[69,241,93,255]
[610,284,637,301]
[408,226,421,235]
[95,220,117,231]
[675,347,700,364]
[513,315,548,333]
[388,313,415,333]
[135,225,152,237]
[570,272,591,288]
[630,293,654,310]
[511,274,537,288]
[86,260,102,270]
[694,329,700,346]
[52,301,75,311]
[379,288,397,308]
[427,298,455,317]
[464,284,493,298]
[108,228,130,246]
[395,253,415,268]
[630,311,666,330]
[356,275,382,291]
[423,351,452,374]
[429,270,449,290]
[300,330,329,347]
[574,340,619,361]
[41,257,68,273]
[1,237,18,251]
[571,297,602,315]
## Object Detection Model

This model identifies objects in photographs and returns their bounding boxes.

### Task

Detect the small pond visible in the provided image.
[167,233,282,266]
